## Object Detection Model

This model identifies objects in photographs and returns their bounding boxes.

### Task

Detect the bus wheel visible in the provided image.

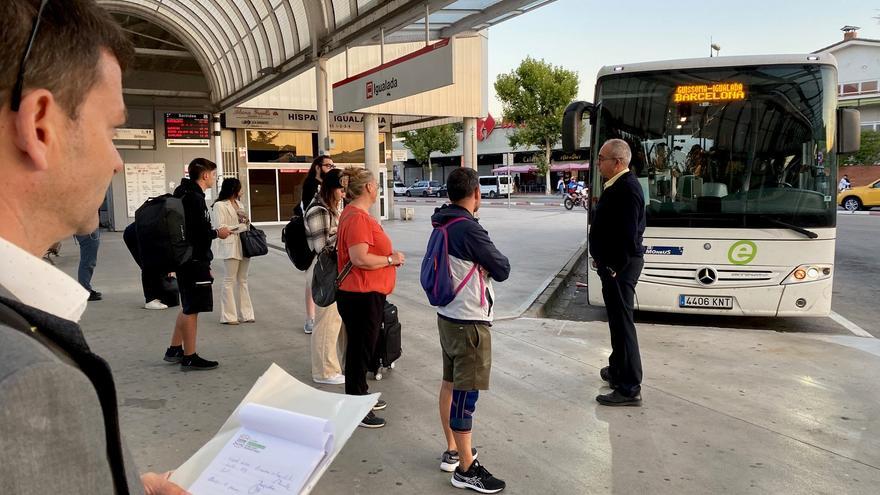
[564,197,574,210]
[843,197,862,212]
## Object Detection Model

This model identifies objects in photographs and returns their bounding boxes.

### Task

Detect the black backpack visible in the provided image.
[134,194,192,273]
[282,210,315,271]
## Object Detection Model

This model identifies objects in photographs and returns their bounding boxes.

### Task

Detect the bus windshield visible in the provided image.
[593,64,838,229]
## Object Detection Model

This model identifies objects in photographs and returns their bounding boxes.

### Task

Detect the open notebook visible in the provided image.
[170,364,378,495]
[189,404,334,494]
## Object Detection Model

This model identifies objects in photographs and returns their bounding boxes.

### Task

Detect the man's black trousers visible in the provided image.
[599,257,644,397]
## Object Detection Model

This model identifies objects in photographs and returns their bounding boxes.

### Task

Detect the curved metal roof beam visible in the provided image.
[214,0,262,85]
[151,1,233,98]
[174,0,245,92]
[99,1,223,102]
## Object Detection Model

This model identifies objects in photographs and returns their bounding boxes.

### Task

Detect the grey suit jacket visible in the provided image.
[0,290,144,494]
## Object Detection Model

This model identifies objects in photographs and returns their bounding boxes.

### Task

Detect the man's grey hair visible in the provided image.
[604,139,632,166]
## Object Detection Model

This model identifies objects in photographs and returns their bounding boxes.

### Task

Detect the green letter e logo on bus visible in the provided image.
[728,240,757,265]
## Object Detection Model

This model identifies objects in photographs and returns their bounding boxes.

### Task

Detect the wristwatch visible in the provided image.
[387,255,393,266]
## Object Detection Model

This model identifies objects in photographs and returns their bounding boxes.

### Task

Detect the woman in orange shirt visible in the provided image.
[337,167,405,429]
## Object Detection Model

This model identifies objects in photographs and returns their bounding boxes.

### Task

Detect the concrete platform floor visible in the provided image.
[49,204,880,494]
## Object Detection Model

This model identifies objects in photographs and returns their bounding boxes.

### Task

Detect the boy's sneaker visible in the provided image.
[358,411,386,429]
[372,399,387,411]
[163,346,184,363]
[440,448,478,472]
[180,353,219,371]
[451,460,505,493]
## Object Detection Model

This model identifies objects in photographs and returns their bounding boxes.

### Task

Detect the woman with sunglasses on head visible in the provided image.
[304,168,347,385]
[336,167,405,428]
[212,177,254,325]
[301,155,335,334]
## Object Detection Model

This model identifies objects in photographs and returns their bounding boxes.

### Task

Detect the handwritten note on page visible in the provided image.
[188,403,334,495]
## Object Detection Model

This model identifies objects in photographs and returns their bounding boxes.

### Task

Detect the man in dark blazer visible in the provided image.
[589,139,646,406]
[0,1,188,492]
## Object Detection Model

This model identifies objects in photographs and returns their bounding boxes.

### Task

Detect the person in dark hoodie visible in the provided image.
[432,167,510,493]
[589,139,646,407]
[162,158,230,370]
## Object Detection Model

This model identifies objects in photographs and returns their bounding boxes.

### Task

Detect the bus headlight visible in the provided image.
[782,264,832,285]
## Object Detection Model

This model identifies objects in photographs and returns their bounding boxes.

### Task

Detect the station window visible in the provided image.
[841,83,859,95]
[246,130,315,163]
[329,131,385,164]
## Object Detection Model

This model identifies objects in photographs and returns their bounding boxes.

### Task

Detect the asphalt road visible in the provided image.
[542,212,880,338]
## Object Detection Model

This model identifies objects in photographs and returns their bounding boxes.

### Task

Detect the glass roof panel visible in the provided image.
[331,0,352,27]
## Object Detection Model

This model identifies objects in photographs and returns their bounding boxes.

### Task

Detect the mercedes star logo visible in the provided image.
[697,267,718,285]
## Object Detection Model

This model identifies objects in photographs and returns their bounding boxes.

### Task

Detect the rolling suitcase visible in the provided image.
[371,301,401,380]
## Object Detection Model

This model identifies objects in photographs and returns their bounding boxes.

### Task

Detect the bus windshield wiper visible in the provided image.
[759,217,818,239]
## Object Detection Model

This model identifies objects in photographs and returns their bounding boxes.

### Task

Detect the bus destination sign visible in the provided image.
[674,83,746,103]
[165,112,210,147]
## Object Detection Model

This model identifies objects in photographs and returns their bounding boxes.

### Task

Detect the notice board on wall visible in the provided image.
[124,163,166,217]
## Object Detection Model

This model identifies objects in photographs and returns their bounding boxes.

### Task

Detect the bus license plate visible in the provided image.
[678,295,733,309]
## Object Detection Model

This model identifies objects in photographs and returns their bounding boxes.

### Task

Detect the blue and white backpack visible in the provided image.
[420,217,484,307]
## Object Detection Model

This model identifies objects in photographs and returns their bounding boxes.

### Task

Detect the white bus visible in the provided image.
[562,54,860,316]
[479,175,513,198]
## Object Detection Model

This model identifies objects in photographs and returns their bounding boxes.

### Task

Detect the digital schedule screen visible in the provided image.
[164,112,210,140]
[673,82,746,103]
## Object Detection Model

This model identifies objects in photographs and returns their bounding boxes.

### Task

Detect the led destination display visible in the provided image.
[673,82,746,103]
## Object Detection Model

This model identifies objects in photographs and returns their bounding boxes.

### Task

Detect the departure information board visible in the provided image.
[165,112,210,146]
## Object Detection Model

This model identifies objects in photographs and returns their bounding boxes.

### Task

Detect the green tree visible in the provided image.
[842,130,880,165]
[396,124,458,181]
[495,57,579,194]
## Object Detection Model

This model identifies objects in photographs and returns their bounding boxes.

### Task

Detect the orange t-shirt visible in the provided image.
[337,205,396,295]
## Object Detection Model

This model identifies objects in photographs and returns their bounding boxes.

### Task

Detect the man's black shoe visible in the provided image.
[180,353,219,371]
[163,346,184,363]
[596,390,641,407]
[358,411,386,428]
[88,290,102,301]
[600,366,619,389]
[451,460,505,493]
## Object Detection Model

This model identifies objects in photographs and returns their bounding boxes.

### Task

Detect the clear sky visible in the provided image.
[485,0,880,117]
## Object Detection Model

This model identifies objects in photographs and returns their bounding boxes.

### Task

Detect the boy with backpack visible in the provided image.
[162,158,229,370]
[422,167,510,493]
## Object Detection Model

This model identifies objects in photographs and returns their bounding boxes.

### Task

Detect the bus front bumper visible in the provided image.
[587,269,832,317]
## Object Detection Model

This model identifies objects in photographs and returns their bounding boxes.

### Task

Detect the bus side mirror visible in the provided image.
[562,101,594,153]
[837,108,860,154]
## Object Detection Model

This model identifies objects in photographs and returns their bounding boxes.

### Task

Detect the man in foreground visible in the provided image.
[0,1,188,492]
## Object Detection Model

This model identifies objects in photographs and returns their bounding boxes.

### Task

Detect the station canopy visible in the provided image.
[98,0,557,111]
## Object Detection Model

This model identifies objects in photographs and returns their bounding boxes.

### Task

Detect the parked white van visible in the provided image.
[479,175,513,198]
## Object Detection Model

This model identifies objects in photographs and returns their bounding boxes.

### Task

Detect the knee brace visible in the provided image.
[450,389,479,433]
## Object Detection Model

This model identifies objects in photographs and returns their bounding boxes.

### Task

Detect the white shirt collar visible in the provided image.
[603,168,630,190]
[0,235,88,322]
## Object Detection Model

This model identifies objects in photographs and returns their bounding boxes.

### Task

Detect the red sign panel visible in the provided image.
[164,113,210,140]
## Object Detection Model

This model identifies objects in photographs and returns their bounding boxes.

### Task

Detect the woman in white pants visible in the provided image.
[304,169,347,385]
[212,178,255,324]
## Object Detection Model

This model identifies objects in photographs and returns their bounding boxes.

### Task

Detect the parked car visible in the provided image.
[406,180,441,197]
[838,178,880,211]
[438,183,448,197]
[392,181,408,196]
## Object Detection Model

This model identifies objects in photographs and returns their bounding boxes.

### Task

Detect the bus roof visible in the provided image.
[596,53,838,79]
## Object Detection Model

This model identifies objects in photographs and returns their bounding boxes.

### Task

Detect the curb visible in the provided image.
[520,240,588,319]
[837,210,880,216]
